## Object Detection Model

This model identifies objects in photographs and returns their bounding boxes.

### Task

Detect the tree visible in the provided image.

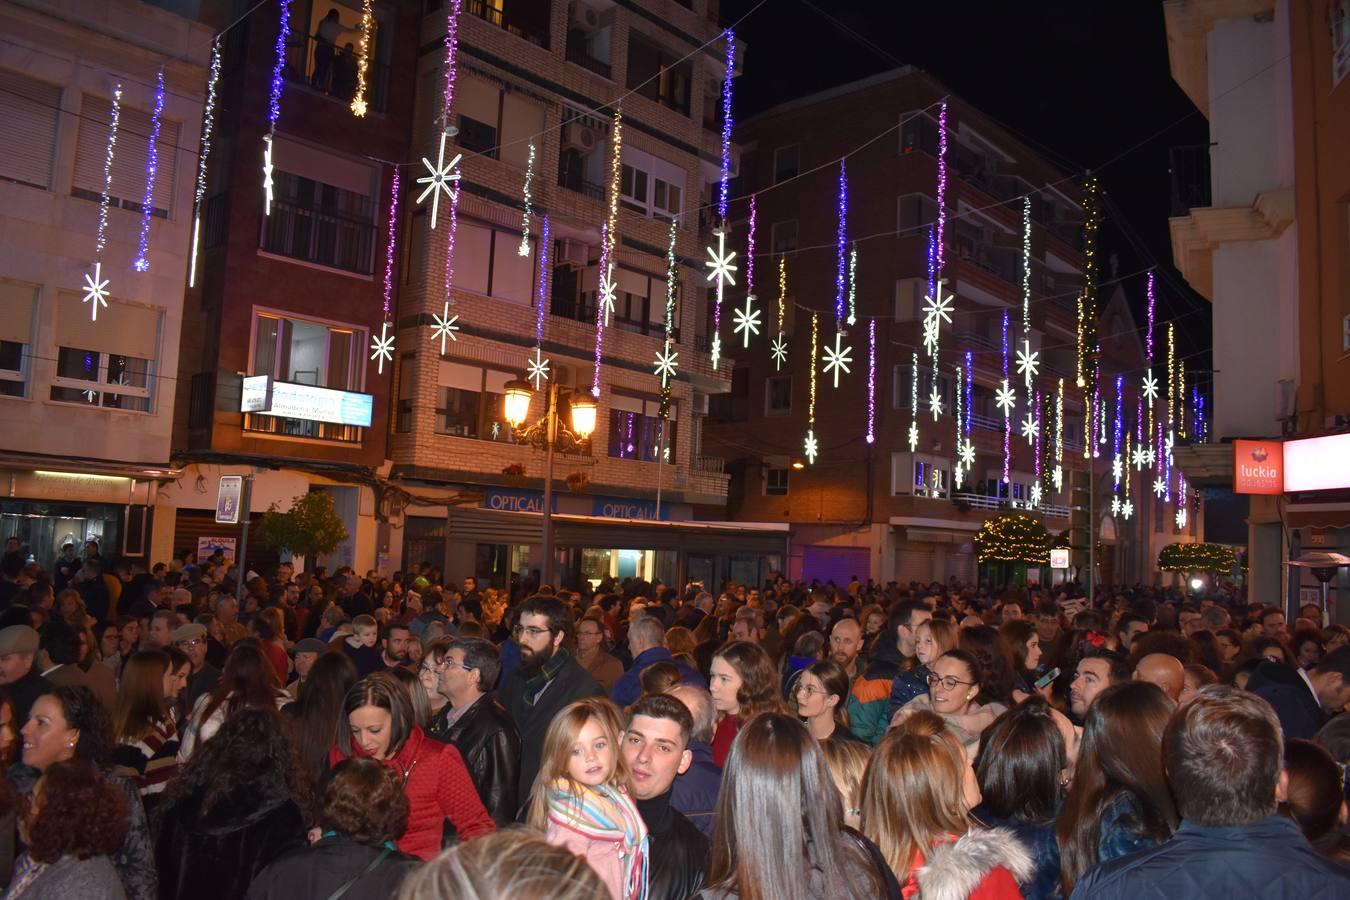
[254,491,348,560]
[1158,542,1239,574]
[974,513,1051,565]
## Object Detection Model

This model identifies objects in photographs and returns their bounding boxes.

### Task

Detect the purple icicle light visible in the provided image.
[964,350,973,437]
[866,318,876,444]
[133,68,166,272]
[535,214,550,345]
[1146,270,1156,362]
[382,166,400,320]
[717,28,734,221]
[934,101,948,274]
[835,160,847,326]
[443,0,462,121]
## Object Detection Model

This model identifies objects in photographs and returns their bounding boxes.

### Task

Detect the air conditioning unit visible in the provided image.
[559,238,589,268]
[570,2,600,30]
[693,392,710,415]
[561,123,598,152]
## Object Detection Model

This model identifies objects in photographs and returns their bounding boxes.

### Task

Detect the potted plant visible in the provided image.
[501,463,527,487]
[565,470,591,493]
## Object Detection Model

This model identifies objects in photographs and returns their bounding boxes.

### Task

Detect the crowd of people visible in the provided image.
[0,537,1347,898]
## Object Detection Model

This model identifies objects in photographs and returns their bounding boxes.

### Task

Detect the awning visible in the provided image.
[1284,505,1350,530]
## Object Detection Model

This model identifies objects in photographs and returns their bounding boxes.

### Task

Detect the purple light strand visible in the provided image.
[442,184,460,306]
[925,225,936,298]
[717,28,734,221]
[866,319,876,444]
[382,167,400,320]
[1114,375,1124,466]
[133,69,166,272]
[592,223,610,397]
[442,0,462,121]
[835,160,847,326]
[535,214,550,346]
[935,101,948,274]
[1001,310,1009,377]
[1092,377,1102,459]
[964,350,973,436]
[1034,391,1043,482]
[746,194,756,294]
[1146,270,1156,361]
[1002,310,1011,485]
[268,0,290,129]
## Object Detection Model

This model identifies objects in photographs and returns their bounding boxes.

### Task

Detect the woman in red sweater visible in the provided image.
[707,641,785,766]
[328,673,494,859]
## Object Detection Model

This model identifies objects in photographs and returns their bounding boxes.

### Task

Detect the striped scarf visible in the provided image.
[521,648,572,707]
[547,780,649,900]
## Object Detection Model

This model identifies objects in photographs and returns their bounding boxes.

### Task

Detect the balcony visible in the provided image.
[465,0,551,48]
[951,491,1071,519]
[1169,144,1213,217]
[259,184,377,276]
[695,455,726,474]
[566,27,612,79]
[244,412,364,444]
[282,33,390,115]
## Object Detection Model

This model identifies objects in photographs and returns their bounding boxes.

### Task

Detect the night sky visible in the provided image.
[721,0,1213,369]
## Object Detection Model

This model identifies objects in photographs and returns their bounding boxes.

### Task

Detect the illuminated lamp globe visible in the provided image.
[1189,576,1203,592]
[569,394,598,439]
[503,380,533,429]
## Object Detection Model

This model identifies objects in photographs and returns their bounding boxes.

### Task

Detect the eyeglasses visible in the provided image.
[176,638,204,649]
[926,673,976,691]
[512,625,551,639]
[577,630,602,638]
[795,683,828,697]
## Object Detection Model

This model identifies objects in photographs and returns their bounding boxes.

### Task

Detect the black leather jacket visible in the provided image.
[637,792,709,900]
[428,692,521,826]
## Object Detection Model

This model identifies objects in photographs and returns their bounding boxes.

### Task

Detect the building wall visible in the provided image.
[1208,15,1282,208]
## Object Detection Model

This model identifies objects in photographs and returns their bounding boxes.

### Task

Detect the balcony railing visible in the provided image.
[951,491,1070,519]
[243,412,363,444]
[695,455,726,474]
[260,197,377,275]
[283,33,390,115]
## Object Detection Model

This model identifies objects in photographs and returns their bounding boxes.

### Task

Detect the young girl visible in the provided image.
[528,697,649,900]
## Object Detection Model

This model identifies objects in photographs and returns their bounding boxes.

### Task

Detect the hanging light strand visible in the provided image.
[593,109,624,396]
[518,142,535,256]
[351,0,375,116]
[95,85,123,259]
[133,68,166,272]
[188,39,221,288]
[835,160,848,327]
[717,28,735,222]
[536,214,551,346]
[866,319,876,444]
[442,0,462,122]
[381,166,400,321]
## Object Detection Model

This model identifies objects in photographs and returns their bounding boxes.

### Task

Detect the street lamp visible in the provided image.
[502,378,597,586]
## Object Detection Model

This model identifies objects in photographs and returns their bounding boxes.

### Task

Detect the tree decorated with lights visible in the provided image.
[974,514,1052,565]
[1158,542,1239,574]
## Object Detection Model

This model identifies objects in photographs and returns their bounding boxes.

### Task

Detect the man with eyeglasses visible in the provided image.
[499,595,605,800]
[425,637,520,827]
[173,622,220,711]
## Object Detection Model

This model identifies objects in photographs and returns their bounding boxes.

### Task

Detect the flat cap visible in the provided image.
[0,625,39,656]
[171,623,207,643]
[293,638,327,655]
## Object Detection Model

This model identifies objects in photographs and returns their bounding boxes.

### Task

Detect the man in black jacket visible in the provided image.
[622,693,708,900]
[1248,645,1350,740]
[499,596,604,801]
[428,636,521,825]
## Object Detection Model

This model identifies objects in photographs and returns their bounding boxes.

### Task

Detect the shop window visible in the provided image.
[765,467,789,496]
[251,312,364,391]
[436,361,514,441]
[608,396,676,462]
[771,220,798,254]
[765,375,791,415]
[0,69,60,190]
[773,145,799,184]
[72,93,179,218]
[51,348,151,411]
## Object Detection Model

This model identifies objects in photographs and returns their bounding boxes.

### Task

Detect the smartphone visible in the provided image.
[1034,667,1061,690]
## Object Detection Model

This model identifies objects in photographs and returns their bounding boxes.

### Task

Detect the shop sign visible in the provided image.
[196,536,236,562]
[592,496,668,521]
[481,487,555,514]
[1050,548,1070,569]
[1283,433,1350,492]
[1232,440,1284,495]
[215,475,243,524]
[240,376,373,427]
[22,471,131,503]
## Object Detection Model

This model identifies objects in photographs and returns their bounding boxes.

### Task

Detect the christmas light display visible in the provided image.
[908,351,919,453]
[132,68,166,272]
[847,246,858,327]
[1144,270,1157,453]
[657,217,678,412]
[442,0,462,122]
[375,166,400,372]
[1158,542,1237,573]
[370,321,394,374]
[1167,323,1176,465]
[772,256,787,370]
[1113,375,1124,489]
[1016,339,1040,429]
[416,130,462,231]
[935,102,948,273]
[188,38,221,289]
[822,331,852,389]
[1077,176,1101,388]
[835,160,848,327]
[351,0,374,116]
[526,348,550,391]
[518,142,535,255]
[733,296,761,347]
[264,0,291,215]
[974,513,1051,565]
[593,109,624,395]
[529,213,552,385]
[1053,378,1064,491]
[431,301,459,353]
[865,319,876,445]
[805,312,819,464]
[1031,390,1043,508]
[1021,195,1032,343]
[1000,310,1013,484]
[717,28,734,221]
[704,228,736,371]
[1178,359,1187,439]
[82,83,121,322]
[953,361,963,487]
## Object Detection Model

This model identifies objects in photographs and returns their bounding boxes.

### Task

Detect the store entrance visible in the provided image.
[1,500,123,570]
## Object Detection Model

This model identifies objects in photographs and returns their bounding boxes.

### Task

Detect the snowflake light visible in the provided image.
[370,321,395,374]
[1015,339,1040,390]
[995,380,1017,416]
[1122,499,1134,520]
[907,422,919,453]
[1132,445,1147,469]
[822,331,852,388]
[1142,372,1159,404]
[1052,465,1063,491]
[416,130,462,230]
[1030,483,1042,508]
[1111,496,1121,517]
[262,135,276,215]
[959,439,975,470]
[733,295,760,347]
[804,430,818,465]
[81,263,110,322]
[598,264,617,327]
[653,346,678,386]
[928,385,944,420]
[430,301,459,353]
[704,228,737,370]
[1112,456,1123,484]
[526,347,550,390]
[1176,507,1188,529]
[771,335,787,370]
[922,280,954,334]
[1020,411,1040,441]
[1153,477,1166,498]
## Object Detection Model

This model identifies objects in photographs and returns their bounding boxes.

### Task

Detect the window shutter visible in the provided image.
[0,70,60,190]
[0,281,38,344]
[490,232,534,305]
[458,76,500,128]
[56,290,160,360]
[73,94,180,215]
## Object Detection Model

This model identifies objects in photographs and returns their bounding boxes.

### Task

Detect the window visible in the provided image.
[0,282,36,398]
[898,193,939,232]
[251,313,364,390]
[260,171,377,275]
[765,467,789,496]
[626,32,692,115]
[770,220,798,254]
[0,70,60,190]
[773,145,799,184]
[51,349,151,411]
[619,146,684,221]
[465,0,551,48]
[913,456,950,499]
[893,363,953,413]
[456,76,545,169]
[608,395,677,462]
[436,361,514,441]
[73,94,179,218]
[900,112,939,157]
[396,354,414,433]
[765,375,791,415]
[50,290,160,411]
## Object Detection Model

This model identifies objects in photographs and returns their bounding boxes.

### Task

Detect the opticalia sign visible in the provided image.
[240,376,374,427]
[1232,440,1284,495]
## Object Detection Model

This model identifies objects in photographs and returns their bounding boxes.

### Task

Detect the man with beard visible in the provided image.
[499,595,604,800]
[381,623,412,670]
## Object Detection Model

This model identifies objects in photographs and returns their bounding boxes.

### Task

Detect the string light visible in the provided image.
[1001,310,1012,485]
[935,101,948,273]
[264,0,291,215]
[1167,323,1176,465]
[188,39,220,288]
[594,109,624,394]
[132,69,166,272]
[1144,270,1157,458]
[81,83,121,322]
[737,194,758,347]
[1077,176,1101,388]
[427,184,462,351]
[974,513,1051,565]
[1178,359,1187,440]
[1021,195,1032,342]
[442,0,462,123]
[822,331,852,389]
[847,246,858,327]
[1031,390,1043,507]
[518,142,535,255]
[1113,375,1124,489]
[866,319,876,445]
[954,360,963,483]
[908,351,919,453]
[835,160,848,327]
[527,214,552,390]
[773,256,787,370]
[1053,378,1064,491]
[805,311,819,464]
[381,166,399,322]
[351,0,374,116]
[964,349,973,438]
[657,217,678,418]
[717,28,735,221]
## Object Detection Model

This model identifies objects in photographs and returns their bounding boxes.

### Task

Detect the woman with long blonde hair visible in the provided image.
[861,711,1032,898]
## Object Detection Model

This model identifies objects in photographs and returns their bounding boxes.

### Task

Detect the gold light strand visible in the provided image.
[805,311,819,464]
[1167,323,1176,443]
[1178,359,1187,439]
[351,0,374,116]
[772,256,787,371]
[1077,177,1101,389]
[604,109,623,261]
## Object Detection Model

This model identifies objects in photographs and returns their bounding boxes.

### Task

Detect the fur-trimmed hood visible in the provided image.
[915,827,1036,900]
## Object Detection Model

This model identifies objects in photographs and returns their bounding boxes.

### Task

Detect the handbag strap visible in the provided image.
[326,847,392,900]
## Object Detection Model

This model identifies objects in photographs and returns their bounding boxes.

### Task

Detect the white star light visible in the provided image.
[81,262,110,322]
[1145,446,1156,467]
[653,345,679,385]
[907,422,919,452]
[1111,496,1121,516]
[709,333,722,370]
[954,464,965,490]
[1122,499,1134,519]
[704,231,739,288]
[922,315,940,357]
[431,301,460,353]
[526,347,551,390]
[771,333,787,370]
[1015,339,1040,389]
[1141,371,1159,404]
[1132,444,1146,470]
[1021,412,1040,441]
[262,135,275,216]
[822,332,853,388]
[1176,507,1188,529]
[1051,465,1063,491]
[1112,456,1123,484]
[922,280,954,330]
[1153,477,1166,497]
[369,321,395,374]
[597,265,617,326]
[995,380,1016,416]
[733,295,761,347]
[804,429,818,465]
[416,130,462,230]
[1030,483,1042,507]
[928,385,944,420]
[958,439,976,470]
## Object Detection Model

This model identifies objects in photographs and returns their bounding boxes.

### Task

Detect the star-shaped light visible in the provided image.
[262,135,275,216]
[1122,499,1134,519]
[922,314,940,357]
[1164,433,1175,460]
[369,321,395,374]
[1176,507,1188,529]
[1051,465,1063,491]
[1132,444,1146,469]
[416,130,462,230]
[995,379,1016,416]
[653,345,679,386]
[1112,456,1123,484]
[803,429,818,465]
[954,465,965,490]
[922,279,954,330]
[490,421,500,439]
[526,347,551,390]
[81,262,110,322]
[1111,496,1121,516]
[1141,371,1159,404]
[1144,446,1156,467]
[822,332,853,388]
[733,295,761,347]
[928,385,944,420]
[709,333,722,370]
[1015,339,1040,388]
[431,301,460,353]
[1030,483,1042,507]
[704,230,738,288]
[771,333,787,370]
[1020,411,1040,441]
[907,421,919,452]
[958,439,976,470]
[598,264,617,326]
[1153,476,1166,497]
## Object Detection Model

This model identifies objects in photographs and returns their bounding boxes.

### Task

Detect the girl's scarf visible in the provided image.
[547,780,650,900]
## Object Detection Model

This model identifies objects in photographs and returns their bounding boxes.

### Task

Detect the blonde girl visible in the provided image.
[528,697,649,900]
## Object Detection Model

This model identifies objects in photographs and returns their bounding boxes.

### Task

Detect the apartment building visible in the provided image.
[0,0,209,569]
